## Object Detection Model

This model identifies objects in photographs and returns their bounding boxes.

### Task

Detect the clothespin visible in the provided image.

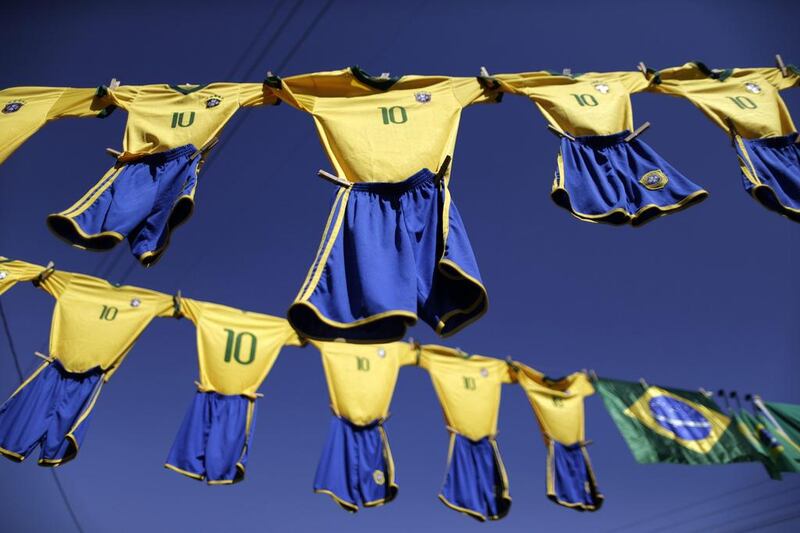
[724,117,739,147]
[191,137,219,161]
[637,61,648,75]
[776,54,788,78]
[546,124,576,141]
[729,390,744,410]
[699,387,713,398]
[34,351,53,362]
[106,148,123,159]
[624,122,651,142]
[317,169,352,188]
[34,261,55,286]
[455,347,469,358]
[479,66,491,78]
[717,389,732,411]
[378,72,391,79]
[505,356,519,372]
[172,290,183,318]
[434,155,452,183]
[639,377,649,389]
[589,369,599,382]
[108,78,120,90]
[266,71,274,78]
[562,68,572,77]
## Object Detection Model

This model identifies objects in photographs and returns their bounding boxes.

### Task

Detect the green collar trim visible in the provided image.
[693,62,733,81]
[350,66,401,90]
[168,84,208,95]
[545,70,584,78]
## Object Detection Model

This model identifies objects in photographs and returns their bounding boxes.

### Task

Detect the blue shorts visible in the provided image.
[0,360,104,466]
[165,391,255,485]
[553,131,708,226]
[47,144,199,267]
[439,433,511,521]
[735,133,800,222]
[547,441,603,511]
[313,416,397,512]
[289,169,487,342]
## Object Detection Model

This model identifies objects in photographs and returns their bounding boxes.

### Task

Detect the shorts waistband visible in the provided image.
[130,144,197,165]
[51,359,105,378]
[350,168,436,193]
[566,130,631,147]
[742,132,799,148]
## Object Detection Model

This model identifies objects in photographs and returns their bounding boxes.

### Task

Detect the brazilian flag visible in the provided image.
[758,401,800,473]
[734,409,783,480]
[596,378,754,464]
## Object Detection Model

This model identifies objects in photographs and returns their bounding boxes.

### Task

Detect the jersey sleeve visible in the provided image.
[612,71,651,94]
[177,297,202,324]
[47,88,112,119]
[266,73,319,113]
[96,85,140,110]
[283,324,305,347]
[236,82,280,108]
[398,342,420,367]
[35,270,72,300]
[450,76,503,107]
[740,67,800,91]
[0,259,46,296]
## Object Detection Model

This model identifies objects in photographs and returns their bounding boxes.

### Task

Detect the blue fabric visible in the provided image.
[313,416,397,511]
[440,433,511,521]
[289,169,486,342]
[165,391,254,484]
[0,360,103,466]
[735,133,800,221]
[548,441,603,511]
[553,131,708,226]
[47,144,199,266]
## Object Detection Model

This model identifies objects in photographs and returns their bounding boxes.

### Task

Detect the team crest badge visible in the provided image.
[415,91,432,103]
[372,470,386,485]
[480,368,489,378]
[639,169,669,190]
[594,83,610,94]
[744,82,761,94]
[206,97,222,108]
[2,101,24,114]
[130,298,141,308]
[0,271,7,280]
[377,347,386,358]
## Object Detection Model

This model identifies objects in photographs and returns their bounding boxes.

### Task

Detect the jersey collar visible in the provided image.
[692,62,733,81]
[350,66,401,90]
[168,84,209,95]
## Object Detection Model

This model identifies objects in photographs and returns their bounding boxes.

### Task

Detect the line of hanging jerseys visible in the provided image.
[646,62,800,221]
[491,70,708,225]
[44,82,279,266]
[0,87,111,165]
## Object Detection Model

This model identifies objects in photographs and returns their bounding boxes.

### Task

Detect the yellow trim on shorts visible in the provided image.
[0,445,25,462]
[737,137,800,219]
[289,300,417,343]
[315,489,360,512]
[136,194,197,267]
[56,165,124,218]
[545,441,603,511]
[164,463,205,481]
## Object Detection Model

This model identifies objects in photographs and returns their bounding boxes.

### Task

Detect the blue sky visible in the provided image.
[1,0,799,531]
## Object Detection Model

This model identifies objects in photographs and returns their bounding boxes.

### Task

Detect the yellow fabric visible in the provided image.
[0,258,47,296]
[0,87,105,164]
[312,340,417,426]
[36,271,174,378]
[419,345,512,441]
[493,71,649,136]
[99,83,277,160]
[647,63,800,138]
[513,363,594,445]
[268,67,500,183]
[180,298,302,399]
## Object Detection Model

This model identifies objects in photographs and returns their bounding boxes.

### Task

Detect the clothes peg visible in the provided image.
[776,54,788,77]
[589,369,599,382]
[699,388,713,398]
[172,290,183,318]
[724,117,739,147]
[624,121,651,142]
[317,169,352,188]
[34,351,53,362]
[562,68,572,76]
[191,137,219,160]
[379,72,391,79]
[505,356,519,372]
[108,78,121,90]
[455,347,469,358]
[33,262,55,286]
[434,155,452,182]
[637,61,648,75]
[729,390,744,410]
[106,147,123,159]
[479,66,491,78]
[639,378,649,389]
[546,124,576,141]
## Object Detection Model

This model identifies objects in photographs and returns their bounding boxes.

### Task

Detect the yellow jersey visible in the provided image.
[0,87,108,164]
[492,71,650,136]
[647,62,800,138]
[513,363,594,446]
[266,66,500,183]
[97,82,277,160]
[312,340,417,425]
[0,258,47,296]
[179,298,302,399]
[36,271,174,378]
[419,345,512,441]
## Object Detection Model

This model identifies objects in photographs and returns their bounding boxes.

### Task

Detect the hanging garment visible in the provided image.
[310,340,417,511]
[419,344,512,521]
[0,258,48,296]
[648,62,800,221]
[47,82,278,266]
[165,298,302,485]
[492,71,707,225]
[268,67,499,341]
[513,363,603,510]
[0,270,173,465]
[0,87,110,165]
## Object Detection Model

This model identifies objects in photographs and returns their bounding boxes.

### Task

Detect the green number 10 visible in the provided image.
[223,329,257,365]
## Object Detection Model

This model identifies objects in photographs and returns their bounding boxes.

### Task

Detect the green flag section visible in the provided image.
[596,378,755,465]
[765,401,800,448]
[734,409,783,480]
[754,401,800,473]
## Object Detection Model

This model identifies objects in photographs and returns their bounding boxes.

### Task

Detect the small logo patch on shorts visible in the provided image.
[415,91,431,103]
[206,97,222,108]
[744,82,762,94]
[0,271,7,280]
[130,298,141,307]
[593,83,610,94]
[639,170,669,190]
[373,470,385,485]
[377,347,386,358]
[2,101,24,114]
